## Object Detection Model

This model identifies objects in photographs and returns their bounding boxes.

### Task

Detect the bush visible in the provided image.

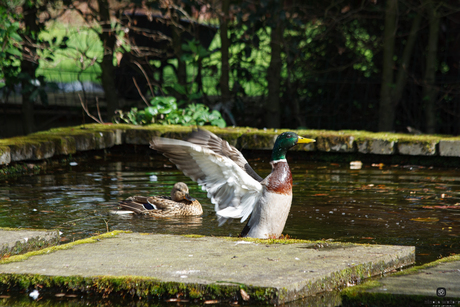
[114,96,226,128]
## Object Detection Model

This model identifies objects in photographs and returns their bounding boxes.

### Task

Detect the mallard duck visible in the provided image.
[119,182,203,217]
[150,129,315,238]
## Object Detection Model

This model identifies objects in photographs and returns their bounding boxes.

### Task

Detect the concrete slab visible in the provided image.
[341,255,460,307]
[316,135,355,152]
[0,228,60,258]
[0,146,11,165]
[356,139,396,155]
[397,139,438,156]
[0,232,414,304]
[439,140,460,157]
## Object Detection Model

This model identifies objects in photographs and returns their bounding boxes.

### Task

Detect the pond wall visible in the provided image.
[1,124,460,166]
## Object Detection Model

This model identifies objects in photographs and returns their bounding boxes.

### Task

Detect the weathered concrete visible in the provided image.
[341,254,460,307]
[0,228,60,258]
[0,231,415,304]
[439,139,460,157]
[397,138,438,156]
[316,134,356,153]
[0,146,11,165]
[356,138,396,155]
[1,124,460,166]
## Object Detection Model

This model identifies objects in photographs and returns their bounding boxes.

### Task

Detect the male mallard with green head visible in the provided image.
[150,129,315,238]
[119,182,203,217]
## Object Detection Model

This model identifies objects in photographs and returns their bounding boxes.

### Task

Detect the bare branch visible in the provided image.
[132,77,150,107]
[132,60,156,96]
[79,94,104,124]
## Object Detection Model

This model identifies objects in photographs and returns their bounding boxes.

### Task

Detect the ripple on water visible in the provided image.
[0,154,459,265]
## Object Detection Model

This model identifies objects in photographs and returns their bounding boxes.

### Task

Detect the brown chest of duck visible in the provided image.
[150,129,315,238]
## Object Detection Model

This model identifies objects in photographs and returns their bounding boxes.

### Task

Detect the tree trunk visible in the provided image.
[378,0,398,132]
[172,20,187,95]
[393,12,422,104]
[20,2,39,135]
[97,0,118,121]
[21,63,36,135]
[266,23,283,128]
[423,0,440,134]
[219,0,231,104]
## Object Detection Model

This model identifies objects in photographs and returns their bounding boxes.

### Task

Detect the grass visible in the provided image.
[38,22,103,83]
[36,22,273,97]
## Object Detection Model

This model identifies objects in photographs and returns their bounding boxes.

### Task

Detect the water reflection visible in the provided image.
[0,153,459,266]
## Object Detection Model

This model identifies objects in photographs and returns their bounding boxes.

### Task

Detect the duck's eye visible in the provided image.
[286,134,292,138]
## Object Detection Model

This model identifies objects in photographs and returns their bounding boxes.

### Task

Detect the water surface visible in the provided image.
[1,152,459,305]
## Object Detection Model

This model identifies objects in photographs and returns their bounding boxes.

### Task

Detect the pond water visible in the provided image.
[1,150,460,306]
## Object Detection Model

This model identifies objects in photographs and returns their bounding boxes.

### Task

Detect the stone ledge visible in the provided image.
[0,228,60,259]
[0,232,415,304]
[0,124,459,165]
[341,254,460,307]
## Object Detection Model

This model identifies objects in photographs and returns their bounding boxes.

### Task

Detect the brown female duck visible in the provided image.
[119,182,202,217]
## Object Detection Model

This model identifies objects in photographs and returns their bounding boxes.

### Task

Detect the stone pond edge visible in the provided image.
[0,231,416,304]
[1,124,460,166]
[0,227,60,259]
[340,253,460,306]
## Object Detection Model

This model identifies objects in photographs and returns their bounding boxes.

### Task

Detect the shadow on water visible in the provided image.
[1,150,459,306]
[0,290,341,307]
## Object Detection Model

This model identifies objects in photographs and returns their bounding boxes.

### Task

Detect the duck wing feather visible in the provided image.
[186,129,263,182]
[119,196,156,213]
[150,137,263,225]
[119,196,183,215]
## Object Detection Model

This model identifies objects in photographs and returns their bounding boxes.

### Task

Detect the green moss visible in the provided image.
[181,234,206,238]
[0,229,60,259]
[340,278,445,307]
[390,253,460,276]
[0,230,130,265]
[339,255,460,306]
[3,124,460,170]
[224,236,358,246]
[0,162,43,179]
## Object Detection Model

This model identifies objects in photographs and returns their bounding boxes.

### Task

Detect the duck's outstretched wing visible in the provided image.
[150,137,263,225]
[186,129,263,182]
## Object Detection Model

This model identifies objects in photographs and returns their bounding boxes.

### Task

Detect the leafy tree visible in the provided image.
[0,5,22,101]
[68,0,132,121]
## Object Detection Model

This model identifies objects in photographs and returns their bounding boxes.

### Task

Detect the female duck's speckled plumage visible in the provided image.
[119,182,202,217]
[150,129,315,238]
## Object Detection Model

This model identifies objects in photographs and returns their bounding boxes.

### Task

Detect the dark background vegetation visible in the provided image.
[1,0,460,137]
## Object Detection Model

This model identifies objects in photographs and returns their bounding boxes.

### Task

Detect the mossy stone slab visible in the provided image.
[439,140,460,157]
[0,146,11,165]
[356,139,396,155]
[0,233,414,304]
[237,130,280,150]
[0,228,60,258]
[397,139,438,156]
[0,138,55,161]
[124,128,163,145]
[316,134,356,152]
[341,255,460,306]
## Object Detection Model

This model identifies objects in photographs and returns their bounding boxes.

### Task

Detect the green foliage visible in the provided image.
[19,73,54,105]
[114,96,226,128]
[37,24,103,83]
[181,38,211,62]
[0,5,22,90]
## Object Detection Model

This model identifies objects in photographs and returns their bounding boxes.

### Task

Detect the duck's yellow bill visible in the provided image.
[297,136,316,144]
